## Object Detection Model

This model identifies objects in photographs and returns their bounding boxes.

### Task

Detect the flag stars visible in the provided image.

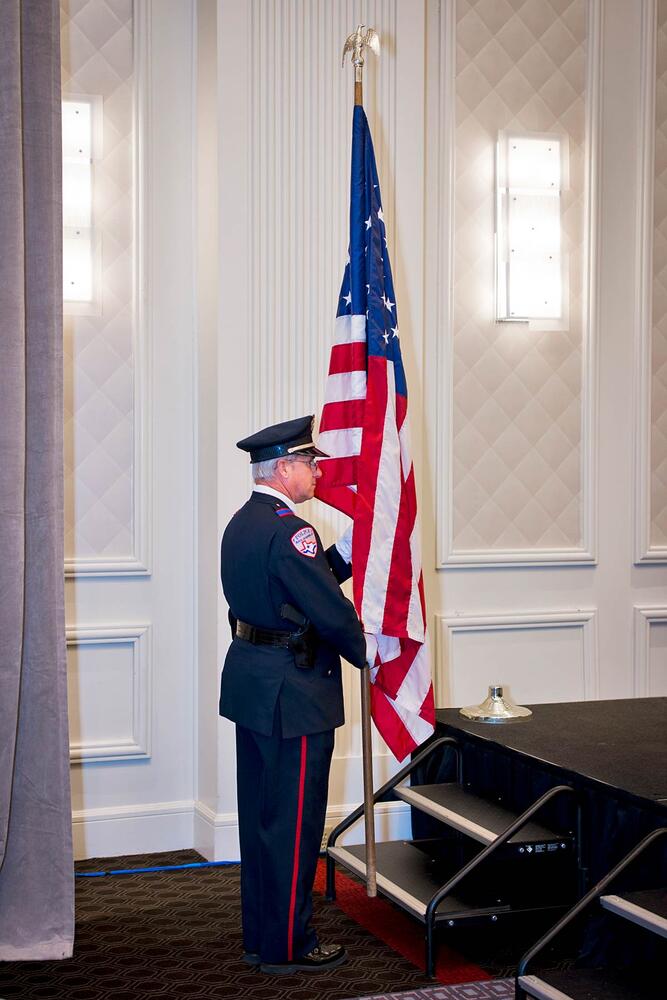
[378,207,385,224]
[365,215,372,230]
[343,292,352,306]
[382,331,390,344]
[382,294,395,313]
[391,326,399,338]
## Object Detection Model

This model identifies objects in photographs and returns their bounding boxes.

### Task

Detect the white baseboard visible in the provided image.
[193,801,242,861]
[72,799,195,861]
[193,799,412,862]
[73,797,413,862]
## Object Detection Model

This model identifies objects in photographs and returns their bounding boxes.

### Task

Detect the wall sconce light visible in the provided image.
[62,96,102,313]
[496,130,569,330]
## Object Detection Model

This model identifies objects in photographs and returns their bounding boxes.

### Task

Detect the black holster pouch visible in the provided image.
[281,602,315,669]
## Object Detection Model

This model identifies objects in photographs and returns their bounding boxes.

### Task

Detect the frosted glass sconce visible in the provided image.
[496,131,569,330]
[62,96,102,312]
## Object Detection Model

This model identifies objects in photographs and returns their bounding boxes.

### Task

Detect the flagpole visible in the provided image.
[342,23,380,899]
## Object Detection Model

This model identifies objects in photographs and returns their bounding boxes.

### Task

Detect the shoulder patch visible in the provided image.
[290,526,318,558]
[274,506,294,517]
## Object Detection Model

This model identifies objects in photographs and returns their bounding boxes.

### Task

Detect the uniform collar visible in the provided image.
[252,484,296,512]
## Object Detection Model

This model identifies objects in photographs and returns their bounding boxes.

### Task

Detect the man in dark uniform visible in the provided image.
[219,414,366,975]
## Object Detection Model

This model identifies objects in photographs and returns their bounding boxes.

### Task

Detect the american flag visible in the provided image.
[316,105,435,762]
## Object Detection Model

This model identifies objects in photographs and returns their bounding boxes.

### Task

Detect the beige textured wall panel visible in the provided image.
[452,0,588,553]
[61,0,136,565]
[652,0,667,546]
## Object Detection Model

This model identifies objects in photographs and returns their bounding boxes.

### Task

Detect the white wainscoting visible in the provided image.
[436,610,599,708]
[633,605,667,694]
[193,800,411,864]
[72,799,194,861]
[67,624,152,763]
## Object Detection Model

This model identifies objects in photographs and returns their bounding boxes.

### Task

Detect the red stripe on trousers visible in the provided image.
[287,735,308,960]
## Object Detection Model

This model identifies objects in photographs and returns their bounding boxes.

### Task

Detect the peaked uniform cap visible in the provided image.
[236,415,328,463]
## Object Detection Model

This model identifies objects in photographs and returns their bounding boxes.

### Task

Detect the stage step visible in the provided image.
[328,839,510,922]
[519,968,655,1000]
[396,783,567,849]
[600,888,667,938]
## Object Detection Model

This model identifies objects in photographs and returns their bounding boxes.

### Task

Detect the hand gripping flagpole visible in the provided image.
[342,24,380,899]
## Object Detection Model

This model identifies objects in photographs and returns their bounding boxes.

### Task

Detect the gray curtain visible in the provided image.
[0,0,74,960]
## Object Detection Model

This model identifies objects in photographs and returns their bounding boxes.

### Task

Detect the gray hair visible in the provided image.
[251,457,281,482]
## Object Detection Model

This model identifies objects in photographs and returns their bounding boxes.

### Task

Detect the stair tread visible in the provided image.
[519,967,656,1000]
[397,783,563,845]
[329,839,510,921]
[600,888,667,937]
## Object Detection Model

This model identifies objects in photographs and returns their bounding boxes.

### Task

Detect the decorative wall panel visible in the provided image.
[66,624,151,762]
[437,610,598,708]
[651,0,667,549]
[633,606,667,695]
[441,0,598,563]
[61,0,145,573]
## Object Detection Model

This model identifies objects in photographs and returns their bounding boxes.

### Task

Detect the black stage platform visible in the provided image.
[437,698,667,810]
[411,698,667,966]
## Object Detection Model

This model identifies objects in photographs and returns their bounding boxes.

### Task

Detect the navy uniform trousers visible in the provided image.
[235,706,334,961]
[219,491,366,964]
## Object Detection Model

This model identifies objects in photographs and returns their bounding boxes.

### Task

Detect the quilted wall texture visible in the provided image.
[61,0,134,562]
[652,0,667,547]
[452,0,586,552]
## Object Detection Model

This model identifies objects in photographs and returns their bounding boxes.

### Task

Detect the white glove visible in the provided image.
[364,631,378,668]
[335,523,353,564]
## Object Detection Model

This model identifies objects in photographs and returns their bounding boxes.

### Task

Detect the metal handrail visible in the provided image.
[515,825,667,997]
[325,735,460,899]
[424,784,578,978]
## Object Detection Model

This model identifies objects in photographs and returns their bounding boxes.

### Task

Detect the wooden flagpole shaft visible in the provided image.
[355,78,363,106]
[360,667,377,896]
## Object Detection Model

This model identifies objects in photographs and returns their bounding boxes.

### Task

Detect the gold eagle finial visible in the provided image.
[341,24,380,69]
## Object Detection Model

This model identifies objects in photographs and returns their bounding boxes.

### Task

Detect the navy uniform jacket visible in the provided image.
[219,491,366,738]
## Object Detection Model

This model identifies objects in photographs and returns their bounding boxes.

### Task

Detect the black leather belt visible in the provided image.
[236,620,294,647]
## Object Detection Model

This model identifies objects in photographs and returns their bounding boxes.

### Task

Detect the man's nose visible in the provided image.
[314,465,323,477]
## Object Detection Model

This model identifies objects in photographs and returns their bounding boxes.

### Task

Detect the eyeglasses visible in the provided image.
[289,456,319,471]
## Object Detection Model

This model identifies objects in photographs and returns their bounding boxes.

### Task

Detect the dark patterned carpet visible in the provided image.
[0,851,481,1000]
[0,850,569,1000]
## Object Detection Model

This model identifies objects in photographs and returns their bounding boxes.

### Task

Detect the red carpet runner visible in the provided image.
[314,858,491,985]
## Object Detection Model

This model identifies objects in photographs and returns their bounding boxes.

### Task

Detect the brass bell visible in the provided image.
[459,685,532,723]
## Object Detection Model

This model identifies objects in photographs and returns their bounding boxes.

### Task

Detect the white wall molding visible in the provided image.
[436,609,599,707]
[633,603,667,694]
[72,799,193,861]
[634,0,667,563]
[65,0,152,578]
[66,624,152,763]
[193,799,411,863]
[433,0,601,568]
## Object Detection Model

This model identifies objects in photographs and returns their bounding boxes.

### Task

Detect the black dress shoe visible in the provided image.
[242,952,260,966]
[260,943,347,975]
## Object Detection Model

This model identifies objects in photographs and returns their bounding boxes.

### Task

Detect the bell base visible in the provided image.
[459,685,532,724]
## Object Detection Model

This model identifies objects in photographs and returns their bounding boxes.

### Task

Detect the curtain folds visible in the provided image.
[0,0,74,960]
